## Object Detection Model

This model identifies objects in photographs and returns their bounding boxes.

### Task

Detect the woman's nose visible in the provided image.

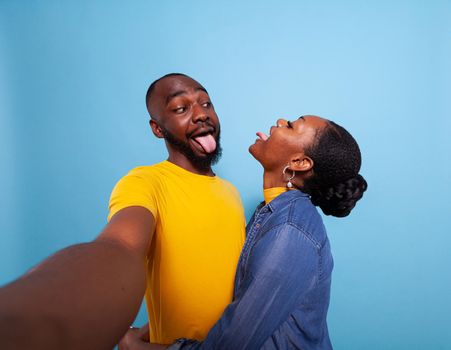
[276,118,287,127]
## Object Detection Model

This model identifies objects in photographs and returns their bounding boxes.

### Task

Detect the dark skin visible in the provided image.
[0,206,153,350]
[0,75,218,350]
[148,75,220,176]
[119,324,156,350]
[250,115,328,189]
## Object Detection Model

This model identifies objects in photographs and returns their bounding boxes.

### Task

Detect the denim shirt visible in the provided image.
[174,190,334,350]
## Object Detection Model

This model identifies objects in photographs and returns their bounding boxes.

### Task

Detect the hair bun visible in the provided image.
[311,174,368,217]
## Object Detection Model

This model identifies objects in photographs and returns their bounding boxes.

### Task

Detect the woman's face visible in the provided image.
[249,115,328,170]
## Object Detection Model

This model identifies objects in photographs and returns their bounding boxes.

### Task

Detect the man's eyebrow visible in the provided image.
[297,116,305,121]
[166,90,187,105]
[165,87,209,105]
[196,87,208,94]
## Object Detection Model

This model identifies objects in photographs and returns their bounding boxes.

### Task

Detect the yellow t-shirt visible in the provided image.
[108,161,245,344]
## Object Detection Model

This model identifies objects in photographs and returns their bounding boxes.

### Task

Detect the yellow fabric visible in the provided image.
[108,161,245,344]
[263,187,289,204]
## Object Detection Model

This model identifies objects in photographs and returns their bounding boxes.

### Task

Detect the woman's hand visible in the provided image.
[118,323,167,350]
[119,323,150,350]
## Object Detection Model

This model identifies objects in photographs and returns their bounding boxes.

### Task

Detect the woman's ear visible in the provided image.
[149,119,164,138]
[289,154,314,172]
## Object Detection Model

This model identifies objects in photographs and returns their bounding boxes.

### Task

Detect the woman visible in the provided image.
[124,115,367,350]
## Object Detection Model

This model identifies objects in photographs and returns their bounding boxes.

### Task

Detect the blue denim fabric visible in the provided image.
[176,190,334,350]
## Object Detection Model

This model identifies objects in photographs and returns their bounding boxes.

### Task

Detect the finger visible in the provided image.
[138,323,150,342]
[118,328,139,349]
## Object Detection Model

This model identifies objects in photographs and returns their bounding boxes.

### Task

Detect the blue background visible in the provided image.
[1,1,450,349]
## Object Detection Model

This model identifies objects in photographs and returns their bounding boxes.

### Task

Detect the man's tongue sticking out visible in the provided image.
[194,134,217,153]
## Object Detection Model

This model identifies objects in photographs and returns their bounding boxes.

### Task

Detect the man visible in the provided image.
[0,73,245,350]
[113,73,245,344]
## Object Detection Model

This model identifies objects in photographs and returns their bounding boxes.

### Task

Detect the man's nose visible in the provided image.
[192,104,208,123]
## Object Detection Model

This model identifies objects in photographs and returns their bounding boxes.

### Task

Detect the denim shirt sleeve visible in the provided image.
[174,223,320,350]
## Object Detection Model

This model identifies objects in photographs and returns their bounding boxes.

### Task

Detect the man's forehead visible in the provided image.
[156,76,207,96]
[148,75,209,118]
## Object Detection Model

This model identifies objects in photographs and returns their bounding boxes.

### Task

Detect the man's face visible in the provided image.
[148,75,222,169]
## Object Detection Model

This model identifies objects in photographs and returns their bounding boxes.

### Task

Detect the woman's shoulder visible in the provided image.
[279,195,328,249]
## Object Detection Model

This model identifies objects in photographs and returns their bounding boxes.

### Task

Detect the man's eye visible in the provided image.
[287,121,293,128]
[173,107,186,113]
[201,101,212,108]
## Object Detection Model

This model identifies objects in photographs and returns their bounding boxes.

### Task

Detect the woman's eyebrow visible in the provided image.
[297,116,305,121]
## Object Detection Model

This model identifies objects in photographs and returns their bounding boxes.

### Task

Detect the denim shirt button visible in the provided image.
[255,223,260,228]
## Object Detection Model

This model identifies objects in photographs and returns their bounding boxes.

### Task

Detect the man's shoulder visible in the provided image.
[125,162,167,177]
[215,175,233,187]
[215,176,241,195]
[112,163,168,192]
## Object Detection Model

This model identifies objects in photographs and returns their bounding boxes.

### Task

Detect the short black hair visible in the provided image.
[302,121,368,217]
[145,73,189,116]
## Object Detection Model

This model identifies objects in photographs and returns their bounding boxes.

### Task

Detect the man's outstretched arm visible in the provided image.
[0,206,154,350]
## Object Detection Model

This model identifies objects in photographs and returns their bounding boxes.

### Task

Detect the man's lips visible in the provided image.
[189,127,217,153]
[192,134,216,153]
[189,126,215,138]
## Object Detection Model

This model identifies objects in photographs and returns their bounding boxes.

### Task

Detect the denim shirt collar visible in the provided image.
[264,189,310,213]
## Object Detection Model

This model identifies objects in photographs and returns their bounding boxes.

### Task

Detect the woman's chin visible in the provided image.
[248,143,257,157]
[248,145,263,164]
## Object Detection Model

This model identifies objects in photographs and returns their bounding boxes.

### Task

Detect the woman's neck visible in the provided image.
[263,170,287,189]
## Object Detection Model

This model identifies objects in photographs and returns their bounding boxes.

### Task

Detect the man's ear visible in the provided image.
[289,153,314,172]
[149,119,164,138]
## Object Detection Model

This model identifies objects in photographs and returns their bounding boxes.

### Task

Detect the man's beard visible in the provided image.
[161,128,222,171]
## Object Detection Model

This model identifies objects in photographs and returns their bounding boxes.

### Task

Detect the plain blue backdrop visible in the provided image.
[1,1,450,349]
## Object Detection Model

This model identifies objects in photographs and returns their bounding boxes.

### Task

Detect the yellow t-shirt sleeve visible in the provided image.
[107,169,158,222]
[223,180,247,222]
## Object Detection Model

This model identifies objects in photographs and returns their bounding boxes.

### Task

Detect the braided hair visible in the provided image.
[302,121,368,217]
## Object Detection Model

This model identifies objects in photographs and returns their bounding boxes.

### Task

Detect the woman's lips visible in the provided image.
[256,132,268,141]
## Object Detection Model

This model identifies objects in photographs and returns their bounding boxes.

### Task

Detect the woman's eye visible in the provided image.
[287,121,293,128]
